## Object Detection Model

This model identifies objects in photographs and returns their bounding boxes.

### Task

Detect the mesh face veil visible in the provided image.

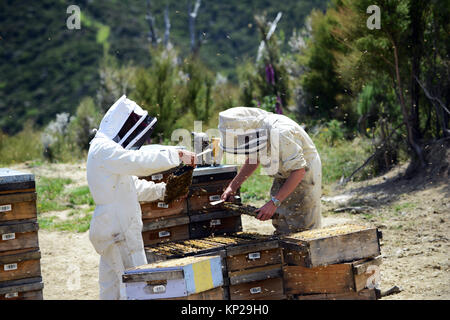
[219,128,268,155]
[113,111,157,150]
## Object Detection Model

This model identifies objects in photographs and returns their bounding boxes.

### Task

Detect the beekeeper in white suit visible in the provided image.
[219,107,322,235]
[87,95,195,300]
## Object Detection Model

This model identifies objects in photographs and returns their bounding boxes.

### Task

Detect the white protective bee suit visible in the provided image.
[218,107,322,234]
[87,95,181,300]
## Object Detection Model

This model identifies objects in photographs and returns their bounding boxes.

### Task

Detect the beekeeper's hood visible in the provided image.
[218,107,272,155]
[97,95,157,150]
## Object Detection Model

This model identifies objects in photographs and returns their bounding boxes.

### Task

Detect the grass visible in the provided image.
[240,166,273,203]
[36,177,73,213]
[313,135,372,185]
[38,212,92,233]
[67,186,94,206]
[35,176,95,232]
[393,202,416,213]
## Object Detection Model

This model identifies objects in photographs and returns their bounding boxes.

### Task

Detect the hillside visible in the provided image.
[0,0,328,135]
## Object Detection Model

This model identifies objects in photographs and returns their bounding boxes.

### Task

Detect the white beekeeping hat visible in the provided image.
[218,107,270,155]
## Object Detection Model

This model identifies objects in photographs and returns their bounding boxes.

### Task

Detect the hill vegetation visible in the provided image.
[0,0,327,134]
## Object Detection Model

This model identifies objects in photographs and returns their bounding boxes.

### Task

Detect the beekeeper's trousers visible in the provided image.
[98,240,147,300]
[271,153,322,235]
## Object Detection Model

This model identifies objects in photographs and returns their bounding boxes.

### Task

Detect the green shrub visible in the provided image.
[322,119,345,146]
[0,122,43,165]
[68,97,102,152]
[313,133,372,185]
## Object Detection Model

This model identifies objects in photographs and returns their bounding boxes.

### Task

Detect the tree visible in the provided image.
[131,46,181,141]
[327,0,449,173]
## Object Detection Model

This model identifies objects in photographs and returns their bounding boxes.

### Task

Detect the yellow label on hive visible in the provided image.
[192,259,213,293]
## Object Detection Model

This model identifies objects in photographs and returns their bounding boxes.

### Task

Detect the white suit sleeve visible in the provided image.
[133,176,166,202]
[97,139,181,176]
[278,130,308,172]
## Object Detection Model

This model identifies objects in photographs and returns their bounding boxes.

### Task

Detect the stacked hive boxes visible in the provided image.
[187,165,242,238]
[0,169,43,300]
[131,146,384,300]
[142,233,287,300]
[138,153,242,246]
[226,235,285,300]
[281,224,382,300]
[130,226,383,300]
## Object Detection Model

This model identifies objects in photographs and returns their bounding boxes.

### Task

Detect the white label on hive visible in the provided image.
[209,195,221,201]
[151,174,163,181]
[210,219,221,226]
[157,202,169,209]
[4,263,18,271]
[5,292,19,299]
[250,287,262,294]
[2,233,15,241]
[153,285,166,294]
[158,231,171,238]
[248,252,261,260]
[0,204,12,212]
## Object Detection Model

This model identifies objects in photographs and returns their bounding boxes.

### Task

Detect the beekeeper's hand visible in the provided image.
[178,150,197,167]
[221,185,236,202]
[255,201,277,221]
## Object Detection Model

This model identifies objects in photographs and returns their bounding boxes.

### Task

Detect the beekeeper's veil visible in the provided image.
[218,107,271,155]
[97,95,157,150]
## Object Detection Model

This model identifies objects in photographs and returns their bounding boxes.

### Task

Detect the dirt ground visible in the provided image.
[11,161,450,300]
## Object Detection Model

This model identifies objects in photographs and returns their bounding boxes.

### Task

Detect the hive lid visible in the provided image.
[125,255,220,274]
[0,168,35,185]
[282,224,374,242]
[193,165,238,177]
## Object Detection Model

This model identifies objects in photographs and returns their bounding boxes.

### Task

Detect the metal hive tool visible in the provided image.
[222,202,280,219]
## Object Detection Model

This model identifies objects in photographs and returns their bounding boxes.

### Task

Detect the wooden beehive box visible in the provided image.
[189,210,242,239]
[0,220,39,252]
[228,277,285,300]
[225,234,282,273]
[140,197,188,220]
[0,192,37,223]
[157,286,226,300]
[0,169,37,222]
[0,276,43,300]
[188,165,239,214]
[295,288,380,300]
[190,165,238,185]
[141,215,190,246]
[218,233,286,300]
[283,255,382,296]
[0,169,35,195]
[122,255,224,300]
[281,224,382,268]
[226,234,285,300]
[0,248,41,282]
